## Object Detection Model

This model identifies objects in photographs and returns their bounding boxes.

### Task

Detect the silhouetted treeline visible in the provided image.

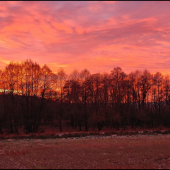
[0,59,170,134]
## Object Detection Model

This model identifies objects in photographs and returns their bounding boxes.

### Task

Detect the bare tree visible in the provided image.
[57,68,67,132]
[80,69,91,131]
[163,75,170,104]
[140,69,152,107]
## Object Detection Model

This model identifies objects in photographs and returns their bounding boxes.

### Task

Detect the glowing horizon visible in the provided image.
[0,1,170,75]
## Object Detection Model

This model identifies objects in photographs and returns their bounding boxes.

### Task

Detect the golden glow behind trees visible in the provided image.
[0,60,170,105]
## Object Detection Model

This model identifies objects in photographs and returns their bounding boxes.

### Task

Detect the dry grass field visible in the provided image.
[0,134,170,169]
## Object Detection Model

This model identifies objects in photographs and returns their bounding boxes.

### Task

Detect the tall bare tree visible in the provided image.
[57,68,67,132]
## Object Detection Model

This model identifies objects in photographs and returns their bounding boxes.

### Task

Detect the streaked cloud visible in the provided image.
[111,59,119,61]
[0,1,170,75]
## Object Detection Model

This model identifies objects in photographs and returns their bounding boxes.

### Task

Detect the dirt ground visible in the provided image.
[0,134,170,169]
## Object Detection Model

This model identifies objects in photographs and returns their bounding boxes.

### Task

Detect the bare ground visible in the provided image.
[0,134,170,169]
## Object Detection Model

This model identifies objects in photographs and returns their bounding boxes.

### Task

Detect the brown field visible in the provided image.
[0,134,170,169]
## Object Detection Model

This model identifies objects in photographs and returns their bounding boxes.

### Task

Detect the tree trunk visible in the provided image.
[84,89,88,131]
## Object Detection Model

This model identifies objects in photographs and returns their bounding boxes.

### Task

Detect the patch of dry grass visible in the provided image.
[0,134,170,169]
[1,125,170,141]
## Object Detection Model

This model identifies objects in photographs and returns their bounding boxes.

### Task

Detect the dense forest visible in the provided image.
[0,59,170,134]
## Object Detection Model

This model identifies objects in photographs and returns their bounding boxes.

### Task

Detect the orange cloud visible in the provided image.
[0,1,170,76]
[52,22,73,34]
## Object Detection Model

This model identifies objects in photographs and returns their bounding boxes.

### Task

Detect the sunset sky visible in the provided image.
[0,1,170,75]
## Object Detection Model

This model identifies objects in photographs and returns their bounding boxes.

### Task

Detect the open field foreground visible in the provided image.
[0,134,170,169]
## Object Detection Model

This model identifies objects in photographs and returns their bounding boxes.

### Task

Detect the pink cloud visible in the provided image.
[0,1,170,75]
